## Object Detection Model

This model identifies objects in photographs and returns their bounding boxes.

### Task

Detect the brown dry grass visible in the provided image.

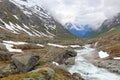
[0,61,10,66]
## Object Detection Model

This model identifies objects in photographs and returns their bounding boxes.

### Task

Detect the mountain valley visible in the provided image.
[0,0,120,80]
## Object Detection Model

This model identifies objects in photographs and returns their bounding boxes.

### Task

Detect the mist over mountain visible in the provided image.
[66,23,95,37]
[40,0,120,30]
[0,0,73,40]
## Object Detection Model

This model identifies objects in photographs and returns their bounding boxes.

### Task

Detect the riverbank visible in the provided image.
[69,45,120,80]
[82,46,120,75]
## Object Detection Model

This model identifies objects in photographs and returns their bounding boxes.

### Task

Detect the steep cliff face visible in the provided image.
[0,0,73,41]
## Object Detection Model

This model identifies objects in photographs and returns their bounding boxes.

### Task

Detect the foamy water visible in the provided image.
[68,45,120,80]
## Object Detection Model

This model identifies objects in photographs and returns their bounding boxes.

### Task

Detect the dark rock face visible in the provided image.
[0,74,4,78]
[11,53,39,73]
[62,50,77,59]
[59,50,77,64]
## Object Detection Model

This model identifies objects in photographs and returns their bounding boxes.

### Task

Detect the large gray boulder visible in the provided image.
[59,50,77,64]
[65,57,75,66]
[11,53,39,73]
[64,50,77,58]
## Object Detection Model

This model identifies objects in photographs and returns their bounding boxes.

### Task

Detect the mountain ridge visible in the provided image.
[0,0,74,42]
[65,23,95,38]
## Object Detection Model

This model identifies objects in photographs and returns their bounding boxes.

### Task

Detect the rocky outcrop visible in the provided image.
[0,64,11,73]
[0,0,73,41]
[23,67,55,80]
[59,50,77,64]
[0,43,7,51]
[93,60,120,74]
[11,53,39,73]
[65,57,75,66]
[64,50,77,58]
[0,51,11,61]
[72,73,84,80]
[0,43,11,61]
[0,64,12,78]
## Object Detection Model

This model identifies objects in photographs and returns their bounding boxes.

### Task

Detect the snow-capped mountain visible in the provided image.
[65,23,95,38]
[0,0,73,40]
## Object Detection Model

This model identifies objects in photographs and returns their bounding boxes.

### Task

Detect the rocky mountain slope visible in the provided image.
[93,13,120,36]
[0,0,73,42]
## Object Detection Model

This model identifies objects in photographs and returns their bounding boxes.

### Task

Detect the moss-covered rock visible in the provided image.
[11,53,39,73]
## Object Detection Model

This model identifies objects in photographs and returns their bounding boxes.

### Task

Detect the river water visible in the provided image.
[68,45,120,80]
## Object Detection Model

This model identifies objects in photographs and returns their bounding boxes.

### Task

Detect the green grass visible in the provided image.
[93,25,120,38]
[84,25,120,42]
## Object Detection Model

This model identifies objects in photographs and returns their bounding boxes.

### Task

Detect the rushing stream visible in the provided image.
[68,45,120,80]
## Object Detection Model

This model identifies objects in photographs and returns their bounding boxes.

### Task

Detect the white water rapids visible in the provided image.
[68,45,120,80]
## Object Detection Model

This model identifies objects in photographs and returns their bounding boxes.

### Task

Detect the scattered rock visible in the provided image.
[57,64,68,72]
[0,43,8,51]
[11,53,39,73]
[0,39,3,43]
[40,67,55,79]
[0,51,11,61]
[0,64,11,73]
[65,57,75,66]
[0,73,5,78]
[93,59,120,74]
[72,73,84,80]
[0,64,13,78]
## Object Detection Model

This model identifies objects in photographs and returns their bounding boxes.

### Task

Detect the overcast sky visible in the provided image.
[40,0,120,29]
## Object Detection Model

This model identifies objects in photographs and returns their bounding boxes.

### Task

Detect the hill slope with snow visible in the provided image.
[0,0,73,41]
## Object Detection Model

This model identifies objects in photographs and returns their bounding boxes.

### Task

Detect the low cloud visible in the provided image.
[40,0,120,30]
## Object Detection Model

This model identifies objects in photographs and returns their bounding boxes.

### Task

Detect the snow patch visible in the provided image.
[13,15,19,20]
[114,57,120,60]
[36,44,44,47]
[3,43,22,53]
[3,40,28,53]
[70,45,81,48]
[98,51,109,58]
[52,61,59,66]
[3,40,27,45]
[47,43,68,48]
